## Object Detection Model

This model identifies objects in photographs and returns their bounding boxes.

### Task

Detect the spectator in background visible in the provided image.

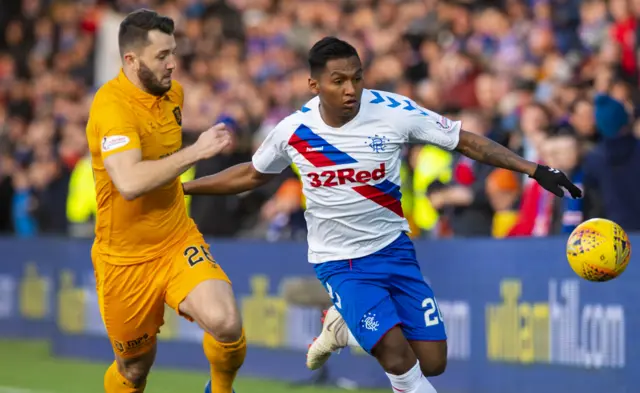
[608,0,637,83]
[542,134,594,234]
[259,176,306,242]
[0,152,15,233]
[28,143,69,234]
[557,98,599,147]
[11,167,36,237]
[1,0,640,239]
[428,110,496,237]
[190,115,253,237]
[513,102,552,159]
[485,168,520,238]
[579,0,609,54]
[583,94,640,232]
[1,0,92,236]
[474,72,510,143]
[506,124,553,237]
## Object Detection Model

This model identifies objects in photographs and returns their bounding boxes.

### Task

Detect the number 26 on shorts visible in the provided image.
[183,245,215,267]
[423,297,444,327]
[325,282,342,309]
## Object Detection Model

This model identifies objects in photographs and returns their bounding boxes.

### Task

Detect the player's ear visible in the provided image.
[122,51,139,71]
[308,77,320,95]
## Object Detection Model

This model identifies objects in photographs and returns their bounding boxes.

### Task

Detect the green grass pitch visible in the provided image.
[0,340,386,393]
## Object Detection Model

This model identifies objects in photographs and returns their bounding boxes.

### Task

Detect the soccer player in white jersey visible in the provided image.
[183,37,581,393]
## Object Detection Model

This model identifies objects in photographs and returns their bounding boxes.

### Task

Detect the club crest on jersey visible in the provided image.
[366,134,388,153]
[172,106,182,126]
[361,312,379,332]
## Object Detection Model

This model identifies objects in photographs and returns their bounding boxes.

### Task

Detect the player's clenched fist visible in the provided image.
[193,123,232,160]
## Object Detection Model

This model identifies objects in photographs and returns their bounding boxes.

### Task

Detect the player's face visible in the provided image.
[135,30,177,96]
[310,56,364,119]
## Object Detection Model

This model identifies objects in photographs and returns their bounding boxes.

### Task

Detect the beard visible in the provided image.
[137,61,171,96]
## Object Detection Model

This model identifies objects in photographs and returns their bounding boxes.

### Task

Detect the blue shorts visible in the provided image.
[314,232,447,354]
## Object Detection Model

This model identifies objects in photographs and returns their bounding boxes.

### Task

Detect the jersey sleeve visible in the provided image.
[398,100,461,151]
[92,101,142,160]
[252,120,292,174]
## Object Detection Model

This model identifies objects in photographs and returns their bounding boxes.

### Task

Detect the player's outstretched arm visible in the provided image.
[182,162,276,195]
[455,130,537,175]
[184,118,290,195]
[105,124,231,201]
[455,130,582,198]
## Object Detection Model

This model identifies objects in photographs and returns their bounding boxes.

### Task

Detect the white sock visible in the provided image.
[347,329,360,347]
[386,361,437,393]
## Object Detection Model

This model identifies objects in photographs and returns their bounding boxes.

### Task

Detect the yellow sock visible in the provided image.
[203,330,247,393]
[104,361,146,393]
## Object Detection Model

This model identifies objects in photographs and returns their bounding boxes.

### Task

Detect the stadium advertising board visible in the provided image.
[0,236,636,392]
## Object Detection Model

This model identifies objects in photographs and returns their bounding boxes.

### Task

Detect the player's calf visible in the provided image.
[118,356,153,386]
[373,327,439,393]
[105,347,156,392]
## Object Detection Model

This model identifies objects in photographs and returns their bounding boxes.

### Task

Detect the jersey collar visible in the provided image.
[117,68,163,108]
[312,96,364,130]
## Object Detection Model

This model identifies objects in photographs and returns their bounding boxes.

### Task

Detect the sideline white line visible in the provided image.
[0,386,54,393]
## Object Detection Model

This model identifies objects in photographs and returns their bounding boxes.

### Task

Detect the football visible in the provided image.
[566,218,632,282]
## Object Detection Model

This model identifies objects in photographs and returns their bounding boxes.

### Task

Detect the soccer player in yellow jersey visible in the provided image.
[86,9,245,393]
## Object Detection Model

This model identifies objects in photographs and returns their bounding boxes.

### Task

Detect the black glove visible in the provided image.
[531,164,583,198]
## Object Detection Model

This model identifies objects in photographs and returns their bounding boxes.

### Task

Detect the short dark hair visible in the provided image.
[118,9,175,57]
[308,37,359,76]
[569,97,592,114]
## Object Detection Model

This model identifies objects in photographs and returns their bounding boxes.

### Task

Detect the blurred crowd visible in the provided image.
[1,0,640,240]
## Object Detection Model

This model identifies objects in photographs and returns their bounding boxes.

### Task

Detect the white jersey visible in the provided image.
[252,89,462,263]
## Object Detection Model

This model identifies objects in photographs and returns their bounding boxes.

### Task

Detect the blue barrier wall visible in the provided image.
[0,235,637,392]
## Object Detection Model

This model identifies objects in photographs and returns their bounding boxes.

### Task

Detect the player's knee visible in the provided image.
[412,340,448,376]
[201,309,242,343]
[182,280,243,342]
[420,356,447,377]
[378,353,416,375]
[372,327,417,375]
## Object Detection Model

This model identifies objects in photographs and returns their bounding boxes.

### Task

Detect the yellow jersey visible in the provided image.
[86,69,195,265]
